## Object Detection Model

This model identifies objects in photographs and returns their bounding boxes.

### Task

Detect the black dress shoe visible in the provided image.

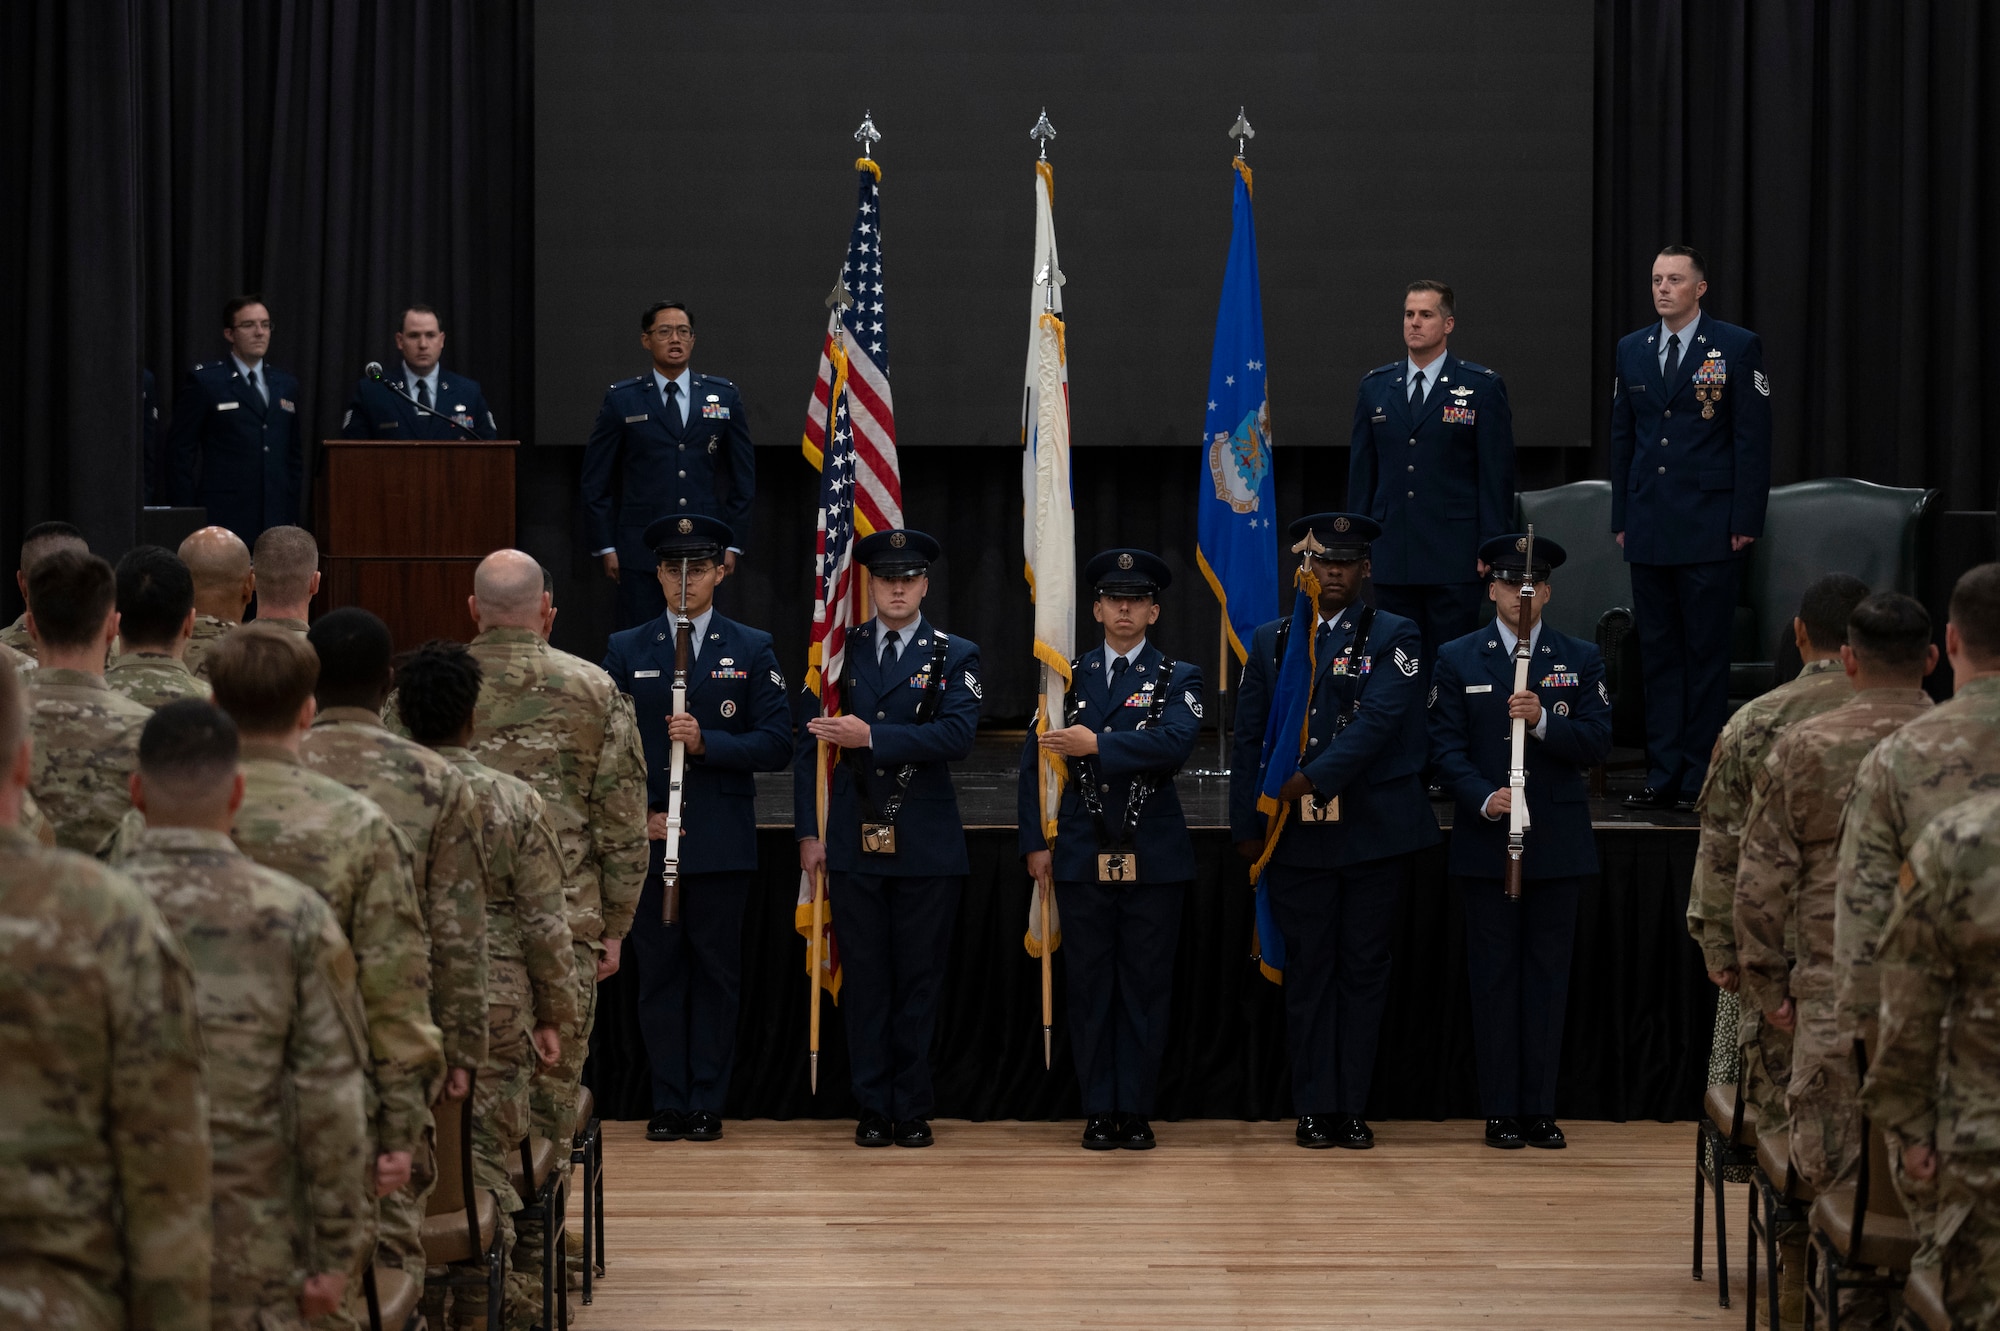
[1332,1115,1375,1150]
[646,1109,684,1141]
[855,1113,894,1147]
[893,1118,934,1148]
[1081,1116,1122,1151]
[1484,1117,1526,1149]
[1622,786,1671,810]
[1119,1116,1156,1151]
[1673,795,1699,813]
[683,1110,722,1141]
[1295,1114,1337,1149]
[1522,1117,1567,1149]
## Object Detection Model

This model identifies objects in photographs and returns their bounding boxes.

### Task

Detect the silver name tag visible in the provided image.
[216,400,241,411]
[1466,684,1493,694]
[634,670,661,678]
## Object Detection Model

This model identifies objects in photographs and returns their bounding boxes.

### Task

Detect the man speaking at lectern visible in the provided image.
[341,305,498,441]
[581,301,755,628]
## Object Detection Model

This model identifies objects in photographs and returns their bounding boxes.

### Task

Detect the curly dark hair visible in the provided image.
[393,639,484,746]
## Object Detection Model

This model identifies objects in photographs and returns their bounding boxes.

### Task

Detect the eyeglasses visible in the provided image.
[646,326,695,341]
[231,320,272,332]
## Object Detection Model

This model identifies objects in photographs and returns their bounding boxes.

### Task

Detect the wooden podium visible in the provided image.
[316,439,517,649]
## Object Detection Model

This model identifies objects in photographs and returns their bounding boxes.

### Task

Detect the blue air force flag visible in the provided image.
[1195,161,1278,664]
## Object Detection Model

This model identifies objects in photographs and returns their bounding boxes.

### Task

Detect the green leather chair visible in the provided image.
[1733,479,1936,699]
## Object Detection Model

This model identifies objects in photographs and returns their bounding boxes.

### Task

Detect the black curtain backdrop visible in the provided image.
[582,829,1713,1123]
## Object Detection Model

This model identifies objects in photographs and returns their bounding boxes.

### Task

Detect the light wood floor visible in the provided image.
[564,1118,1747,1330]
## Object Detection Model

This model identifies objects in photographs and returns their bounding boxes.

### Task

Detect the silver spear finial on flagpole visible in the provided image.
[1229,107,1255,159]
[1036,260,1065,315]
[1030,107,1057,160]
[854,111,881,160]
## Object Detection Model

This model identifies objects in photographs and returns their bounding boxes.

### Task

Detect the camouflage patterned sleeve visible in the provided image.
[1734,745,1803,1017]
[349,819,445,1152]
[104,883,213,1330]
[517,790,579,1030]
[1835,744,1906,1036]
[1859,817,1956,1143]
[591,690,649,942]
[289,900,374,1278]
[1689,736,1753,970]
[425,773,491,1072]
[20,790,54,847]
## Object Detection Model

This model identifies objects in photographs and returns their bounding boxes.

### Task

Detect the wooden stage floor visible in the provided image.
[564,1118,1742,1329]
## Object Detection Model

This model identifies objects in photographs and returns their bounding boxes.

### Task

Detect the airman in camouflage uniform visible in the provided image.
[0,612,31,661]
[1861,790,2000,1328]
[26,668,151,853]
[178,524,256,681]
[122,823,373,1329]
[1,813,212,1327]
[2,520,91,665]
[106,650,212,709]
[185,615,237,679]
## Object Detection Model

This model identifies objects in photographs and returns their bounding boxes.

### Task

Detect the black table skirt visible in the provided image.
[582,828,1712,1123]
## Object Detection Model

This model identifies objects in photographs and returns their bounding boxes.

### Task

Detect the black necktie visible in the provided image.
[1111,655,1128,680]
[416,377,432,411]
[1409,369,1426,410]
[1663,333,1682,384]
[883,628,901,664]
[663,380,680,428]
[1315,622,1333,655]
[246,366,262,404]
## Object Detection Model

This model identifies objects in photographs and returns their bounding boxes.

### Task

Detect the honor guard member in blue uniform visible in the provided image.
[340,304,497,440]
[1428,534,1612,1150]
[167,295,304,545]
[1019,549,1204,1152]
[795,529,982,1149]
[602,514,791,1143]
[1231,513,1441,1150]
[1347,280,1516,677]
[1610,245,1771,810]
[581,300,756,628]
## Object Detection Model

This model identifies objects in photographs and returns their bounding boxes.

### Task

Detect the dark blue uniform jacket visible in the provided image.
[1347,353,1515,586]
[1015,645,1204,884]
[792,618,981,878]
[1230,605,1441,869]
[341,368,497,439]
[1428,623,1612,880]
[603,611,791,876]
[167,359,304,543]
[580,371,754,567]
[1609,316,1771,565]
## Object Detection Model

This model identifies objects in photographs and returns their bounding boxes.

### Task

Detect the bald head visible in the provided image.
[471,549,550,631]
[178,526,255,622]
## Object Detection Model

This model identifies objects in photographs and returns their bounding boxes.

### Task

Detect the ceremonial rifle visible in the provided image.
[660,557,692,925]
[1504,525,1540,902]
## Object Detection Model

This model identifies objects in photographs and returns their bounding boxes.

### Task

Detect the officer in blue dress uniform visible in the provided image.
[1346,281,1516,677]
[1429,534,1612,1149]
[166,295,304,545]
[795,529,981,1149]
[1610,245,1771,810]
[602,514,791,1143]
[581,300,755,628]
[1230,513,1441,1149]
[1018,549,1204,1152]
[340,305,497,440]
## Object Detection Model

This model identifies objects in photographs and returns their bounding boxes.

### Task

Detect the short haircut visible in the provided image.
[207,623,319,734]
[251,526,319,605]
[1658,244,1708,279]
[394,639,484,746]
[1949,562,2000,661]
[1405,280,1455,320]
[138,700,240,802]
[0,653,23,764]
[307,607,394,704]
[1797,573,1871,651]
[222,294,268,327]
[1847,593,1933,669]
[115,546,195,648]
[20,520,86,574]
[399,303,439,333]
[542,564,554,596]
[26,548,116,649]
[640,299,691,333]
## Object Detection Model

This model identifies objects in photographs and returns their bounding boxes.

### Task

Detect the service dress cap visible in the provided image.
[1288,512,1380,561]
[854,528,941,576]
[646,513,733,562]
[1085,548,1171,597]
[1480,532,1569,582]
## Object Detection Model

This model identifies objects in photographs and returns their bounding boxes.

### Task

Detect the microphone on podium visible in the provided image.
[364,361,384,379]
[362,360,480,439]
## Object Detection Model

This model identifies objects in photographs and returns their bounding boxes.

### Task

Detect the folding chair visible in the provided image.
[510,1131,569,1331]
[1696,1057,1761,1307]
[1805,1044,1914,1330]
[1746,1117,1816,1330]
[421,1078,505,1330]
[572,1085,605,1304]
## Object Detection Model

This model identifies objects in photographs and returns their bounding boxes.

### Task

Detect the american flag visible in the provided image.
[801,163,902,536]
[806,412,862,707]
